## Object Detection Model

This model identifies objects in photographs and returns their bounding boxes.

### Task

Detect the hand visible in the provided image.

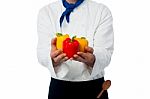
[73,46,95,67]
[50,38,68,67]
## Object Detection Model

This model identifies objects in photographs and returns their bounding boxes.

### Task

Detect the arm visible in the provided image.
[37,7,68,78]
[91,5,114,77]
[37,7,53,67]
[37,7,57,77]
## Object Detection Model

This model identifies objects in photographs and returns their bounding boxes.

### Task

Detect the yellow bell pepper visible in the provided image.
[75,37,88,52]
[56,33,69,50]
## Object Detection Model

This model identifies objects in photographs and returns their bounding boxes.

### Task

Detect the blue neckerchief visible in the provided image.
[60,0,84,27]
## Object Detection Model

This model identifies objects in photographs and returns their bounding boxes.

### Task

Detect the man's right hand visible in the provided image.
[50,38,68,67]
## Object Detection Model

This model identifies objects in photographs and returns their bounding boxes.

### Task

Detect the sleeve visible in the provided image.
[37,7,56,77]
[90,5,114,77]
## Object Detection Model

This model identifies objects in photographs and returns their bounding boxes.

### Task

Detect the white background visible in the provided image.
[0,0,150,99]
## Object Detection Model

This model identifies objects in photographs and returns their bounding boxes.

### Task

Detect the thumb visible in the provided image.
[85,46,94,54]
[51,37,57,51]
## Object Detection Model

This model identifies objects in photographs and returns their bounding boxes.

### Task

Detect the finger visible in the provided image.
[50,49,62,58]
[73,54,86,63]
[51,38,57,52]
[70,57,73,60]
[60,56,68,63]
[77,52,87,58]
[85,46,94,53]
[53,53,67,63]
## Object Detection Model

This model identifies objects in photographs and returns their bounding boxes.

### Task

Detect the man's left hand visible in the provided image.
[73,47,95,67]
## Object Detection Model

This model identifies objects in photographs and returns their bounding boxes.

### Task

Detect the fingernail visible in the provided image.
[65,57,68,60]
[77,52,81,54]
[70,58,73,60]
[74,54,77,57]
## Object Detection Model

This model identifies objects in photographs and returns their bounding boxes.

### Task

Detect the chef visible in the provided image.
[37,0,114,98]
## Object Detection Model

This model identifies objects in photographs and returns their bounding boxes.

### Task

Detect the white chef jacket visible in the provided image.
[37,0,114,81]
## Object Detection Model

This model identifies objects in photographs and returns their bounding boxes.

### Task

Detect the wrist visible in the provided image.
[51,58,59,67]
[87,54,95,67]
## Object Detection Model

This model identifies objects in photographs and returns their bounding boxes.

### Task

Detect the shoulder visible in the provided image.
[38,0,60,14]
[88,0,112,14]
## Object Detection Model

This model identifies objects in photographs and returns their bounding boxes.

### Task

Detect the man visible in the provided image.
[37,0,114,98]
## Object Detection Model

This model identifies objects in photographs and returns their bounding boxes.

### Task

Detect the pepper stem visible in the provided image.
[56,33,63,37]
[81,37,86,39]
[71,36,76,42]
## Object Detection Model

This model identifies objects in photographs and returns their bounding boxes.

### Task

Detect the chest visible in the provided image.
[48,4,99,47]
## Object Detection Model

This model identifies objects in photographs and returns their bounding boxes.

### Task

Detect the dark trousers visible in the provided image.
[48,77,108,99]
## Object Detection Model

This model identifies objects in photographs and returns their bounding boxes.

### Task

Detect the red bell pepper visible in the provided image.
[63,36,79,58]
